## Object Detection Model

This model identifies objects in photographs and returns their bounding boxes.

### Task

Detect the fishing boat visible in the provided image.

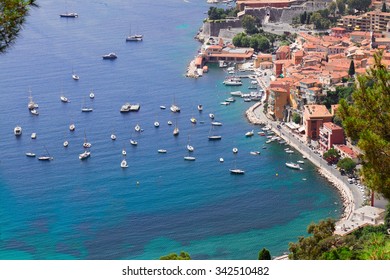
[79,150,91,160]
[25,152,36,157]
[14,126,22,136]
[102,52,117,59]
[285,162,301,170]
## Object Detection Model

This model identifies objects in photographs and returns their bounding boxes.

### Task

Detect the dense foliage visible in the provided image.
[292,112,301,124]
[322,86,353,109]
[337,158,356,174]
[232,32,270,52]
[207,6,238,21]
[323,148,340,165]
[0,0,37,53]
[338,52,390,200]
[288,214,390,259]
[292,9,333,30]
[347,0,371,12]
[258,248,271,260]
[160,252,191,260]
[241,15,258,35]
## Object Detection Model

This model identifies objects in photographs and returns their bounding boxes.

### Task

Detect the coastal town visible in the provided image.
[188,0,389,239]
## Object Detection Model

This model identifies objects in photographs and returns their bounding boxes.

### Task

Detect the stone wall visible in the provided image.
[202,19,242,37]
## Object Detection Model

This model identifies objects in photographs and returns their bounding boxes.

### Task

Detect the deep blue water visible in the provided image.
[0,0,342,260]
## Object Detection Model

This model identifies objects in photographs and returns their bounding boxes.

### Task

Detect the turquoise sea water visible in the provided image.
[0,0,342,260]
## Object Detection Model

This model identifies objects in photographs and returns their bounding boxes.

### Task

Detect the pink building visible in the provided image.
[319,122,345,151]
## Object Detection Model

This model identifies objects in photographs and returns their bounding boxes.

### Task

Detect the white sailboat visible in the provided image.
[38,146,54,161]
[186,135,194,152]
[230,151,244,174]
[208,124,221,140]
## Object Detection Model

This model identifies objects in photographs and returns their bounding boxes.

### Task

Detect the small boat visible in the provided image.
[229,169,245,174]
[232,147,238,154]
[102,52,117,60]
[134,124,141,132]
[130,139,138,146]
[197,104,203,111]
[83,142,92,148]
[250,151,260,155]
[265,139,272,144]
[30,109,39,116]
[160,105,166,110]
[223,77,242,86]
[219,157,224,163]
[211,121,222,126]
[286,150,294,154]
[38,146,53,161]
[79,150,91,160]
[60,95,70,103]
[158,149,167,153]
[31,133,37,139]
[111,134,116,140]
[285,162,301,170]
[302,156,307,159]
[122,149,127,156]
[60,12,78,18]
[173,126,179,136]
[25,152,36,157]
[69,123,75,131]
[245,130,254,137]
[89,91,95,99]
[243,98,252,102]
[258,131,266,136]
[72,73,79,80]
[170,104,180,113]
[184,156,196,161]
[230,91,242,97]
[297,160,305,164]
[63,140,69,147]
[225,97,235,103]
[220,101,230,106]
[121,159,128,168]
[208,135,222,140]
[167,120,173,125]
[14,126,22,136]
[126,35,143,42]
[154,121,160,127]
[186,135,194,152]
[190,117,197,124]
[81,107,93,112]
[209,113,215,119]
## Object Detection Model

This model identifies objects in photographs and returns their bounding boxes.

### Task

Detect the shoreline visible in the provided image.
[245,102,355,221]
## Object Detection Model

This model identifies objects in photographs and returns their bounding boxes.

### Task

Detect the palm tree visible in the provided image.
[0,0,38,54]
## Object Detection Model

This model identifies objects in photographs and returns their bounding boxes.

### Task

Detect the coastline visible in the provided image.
[245,102,355,221]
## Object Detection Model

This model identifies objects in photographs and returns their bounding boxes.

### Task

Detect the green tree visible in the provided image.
[258,248,271,260]
[336,0,346,15]
[0,0,38,54]
[338,52,390,199]
[241,15,258,35]
[160,251,191,260]
[256,36,270,52]
[232,32,245,47]
[382,2,387,12]
[348,0,371,12]
[337,158,356,174]
[328,1,337,16]
[348,60,355,77]
[323,148,340,164]
[292,112,301,124]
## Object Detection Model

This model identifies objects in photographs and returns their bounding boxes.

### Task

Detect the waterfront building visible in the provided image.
[303,105,333,141]
[333,144,359,163]
[319,122,345,152]
[202,45,254,63]
[267,87,289,120]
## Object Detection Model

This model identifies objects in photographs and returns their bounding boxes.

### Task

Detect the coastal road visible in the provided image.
[250,104,365,215]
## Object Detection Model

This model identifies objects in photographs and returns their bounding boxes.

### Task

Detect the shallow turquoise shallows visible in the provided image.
[0,0,342,260]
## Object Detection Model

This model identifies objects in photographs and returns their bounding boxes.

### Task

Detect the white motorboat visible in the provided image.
[30,109,39,116]
[130,139,138,146]
[190,117,197,124]
[220,101,230,106]
[232,147,238,154]
[81,107,93,112]
[197,104,203,111]
[173,126,179,136]
[245,130,254,137]
[258,131,266,136]
[111,134,116,140]
[211,121,222,126]
[83,142,92,148]
[121,159,128,168]
[89,91,95,99]
[265,139,272,144]
[72,73,79,80]
[160,105,166,110]
[120,103,131,112]
[285,162,301,170]
[154,121,160,127]
[167,120,173,125]
[302,156,307,159]
[225,97,235,103]
[158,149,167,153]
[250,151,260,155]
[230,91,242,97]
[25,152,36,157]
[229,169,245,174]
[209,113,215,119]
[223,77,242,86]
[286,150,294,154]
[122,149,127,156]
[134,124,141,132]
[297,160,305,164]
[184,156,196,161]
[208,135,222,140]
[170,104,180,113]
[63,140,69,147]
[79,151,91,160]
[69,123,75,131]
[102,52,117,59]
[219,157,224,163]
[14,126,22,136]
[31,132,37,139]
[60,12,78,18]
[60,95,70,103]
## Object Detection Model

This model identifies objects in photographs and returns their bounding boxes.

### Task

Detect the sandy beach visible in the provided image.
[245,102,359,221]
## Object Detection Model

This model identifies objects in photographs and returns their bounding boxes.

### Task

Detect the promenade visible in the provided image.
[245,102,365,220]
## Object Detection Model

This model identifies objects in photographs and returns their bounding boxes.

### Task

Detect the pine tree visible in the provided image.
[382,2,387,13]
[348,60,355,77]
[258,248,271,260]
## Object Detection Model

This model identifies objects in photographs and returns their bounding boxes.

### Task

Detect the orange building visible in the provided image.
[319,122,345,151]
[303,105,333,141]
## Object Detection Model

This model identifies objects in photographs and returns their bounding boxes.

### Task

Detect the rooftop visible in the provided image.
[323,122,343,131]
[304,105,332,118]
